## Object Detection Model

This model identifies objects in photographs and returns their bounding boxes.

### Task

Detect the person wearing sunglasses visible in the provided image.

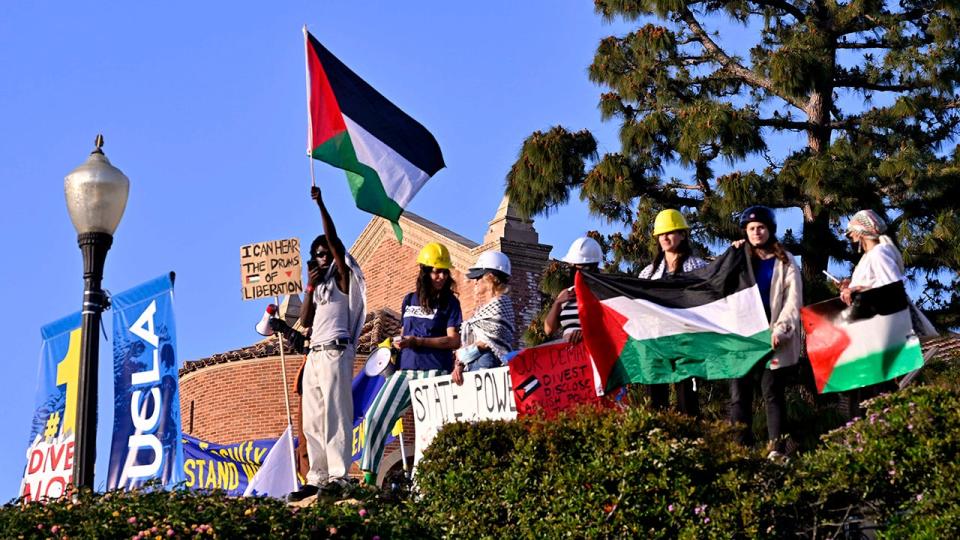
[360,242,462,485]
[288,186,367,502]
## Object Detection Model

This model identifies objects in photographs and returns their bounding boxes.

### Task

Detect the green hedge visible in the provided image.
[4,363,959,539]
[0,486,425,539]
[413,405,792,539]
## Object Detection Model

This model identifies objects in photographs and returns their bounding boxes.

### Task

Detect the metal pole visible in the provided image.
[275,296,299,488]
[303,25,317,188]
[73,231,112,489]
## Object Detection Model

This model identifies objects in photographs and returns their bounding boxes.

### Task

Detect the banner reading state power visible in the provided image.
[107,273,184,489]
[19,312,82,502]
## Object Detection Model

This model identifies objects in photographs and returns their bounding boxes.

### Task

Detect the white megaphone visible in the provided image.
[255,304,279,336]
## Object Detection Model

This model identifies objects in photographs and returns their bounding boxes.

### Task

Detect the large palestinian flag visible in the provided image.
[576,247,772,392]
[304,29,445,241]
[801,281,923,393]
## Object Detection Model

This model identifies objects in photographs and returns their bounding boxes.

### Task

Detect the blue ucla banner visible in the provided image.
[183,434,277,496]
[19,312,82,502]
[107,273,184,489]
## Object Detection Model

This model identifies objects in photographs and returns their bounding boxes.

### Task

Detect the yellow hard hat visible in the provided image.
[417,242,453,269]
[652,209,690,236]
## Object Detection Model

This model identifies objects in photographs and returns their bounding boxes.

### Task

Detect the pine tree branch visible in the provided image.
[837,36,935,49]
[749,0,806,21]
[841,8,928,35]
[679,7,806,110]
[756,117,861,130]
[834,79,924,91]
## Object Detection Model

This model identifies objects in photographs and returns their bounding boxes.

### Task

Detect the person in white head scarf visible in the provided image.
[841,209,936,335]
[841,209,905,305]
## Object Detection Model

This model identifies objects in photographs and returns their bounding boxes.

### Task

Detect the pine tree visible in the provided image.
[507,0,960,329]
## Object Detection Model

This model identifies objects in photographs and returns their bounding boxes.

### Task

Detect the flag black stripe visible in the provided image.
[850,280,910,320]
[308,34,445,176]
[580,247,755,310]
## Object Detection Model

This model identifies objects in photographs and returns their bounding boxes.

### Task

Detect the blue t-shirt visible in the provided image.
[753,257,776,321]
[398,291,463,371]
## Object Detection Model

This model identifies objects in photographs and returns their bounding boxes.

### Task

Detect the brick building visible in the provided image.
[178,196,552,483]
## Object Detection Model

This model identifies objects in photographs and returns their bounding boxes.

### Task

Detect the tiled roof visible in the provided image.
[178,309,402,377]
[922,332,960,361]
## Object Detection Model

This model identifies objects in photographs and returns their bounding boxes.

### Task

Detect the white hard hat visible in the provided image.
[561,237,602,264]
[466,250,512,280]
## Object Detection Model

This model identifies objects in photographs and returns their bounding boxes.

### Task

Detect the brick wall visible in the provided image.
[179,354,306,444]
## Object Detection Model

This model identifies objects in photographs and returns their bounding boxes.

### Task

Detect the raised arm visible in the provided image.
[311,186,350,294]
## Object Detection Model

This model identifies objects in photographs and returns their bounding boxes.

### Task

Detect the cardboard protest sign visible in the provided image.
[240,238,303,300]
[509,341,603,417]
[408,366,517,465]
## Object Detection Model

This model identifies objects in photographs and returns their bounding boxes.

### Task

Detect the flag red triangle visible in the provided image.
[801,306,851,392]
[285,271,293,278]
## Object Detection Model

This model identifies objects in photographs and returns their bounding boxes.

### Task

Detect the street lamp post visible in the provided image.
[63,135,129,489]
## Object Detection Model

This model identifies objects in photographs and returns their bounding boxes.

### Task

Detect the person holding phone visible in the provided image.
[360,242,462,485]
[287,186,367,502]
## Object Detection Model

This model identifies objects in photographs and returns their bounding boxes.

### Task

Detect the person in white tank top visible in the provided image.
[288,186,365,502]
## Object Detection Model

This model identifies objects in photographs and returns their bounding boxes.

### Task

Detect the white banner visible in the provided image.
[408,366,518,465]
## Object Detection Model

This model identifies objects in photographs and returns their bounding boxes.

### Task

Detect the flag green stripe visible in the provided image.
[821,341,923,393]
[312,131,404,223]
[606,329,772,389]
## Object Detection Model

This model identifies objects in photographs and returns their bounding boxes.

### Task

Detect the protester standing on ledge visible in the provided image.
[288,186,366,502]
[729,206,802,460]
[544,236,603,344]
[638,209,709,417]
[360,242,462,485]
[841,209,936,335]
[452,251,515,385]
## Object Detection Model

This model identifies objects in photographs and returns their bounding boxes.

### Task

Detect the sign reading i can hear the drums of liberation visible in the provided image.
[240,238,303,300]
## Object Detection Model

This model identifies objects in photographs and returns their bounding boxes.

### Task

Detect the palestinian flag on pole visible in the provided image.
[304,28,445,241]
[801,281,923,393]
[576,247,772,392]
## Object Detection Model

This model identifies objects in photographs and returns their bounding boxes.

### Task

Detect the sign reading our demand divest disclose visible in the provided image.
[240,238,303,300]
[20,312,82,502]
[107,273,184,490]
[409,366,517,465]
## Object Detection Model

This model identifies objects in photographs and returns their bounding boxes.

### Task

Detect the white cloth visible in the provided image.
[243,425,296,498]
[849,243,905,290]
[766,250,803,370]
[639,256,708,279]
[301,347,355,485]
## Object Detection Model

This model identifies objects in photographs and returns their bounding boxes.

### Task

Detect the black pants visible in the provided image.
[729,364,785,451]
[647,379,700,417]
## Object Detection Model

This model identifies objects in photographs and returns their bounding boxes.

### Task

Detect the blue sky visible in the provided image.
[0,2,644,500]
[3,1,897,501]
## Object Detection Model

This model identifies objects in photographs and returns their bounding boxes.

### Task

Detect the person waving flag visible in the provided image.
[303,27,445,242]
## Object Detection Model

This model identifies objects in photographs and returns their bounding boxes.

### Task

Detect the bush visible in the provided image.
[413,404,798,539]
[789,384,960,538]
[0,485,427,539]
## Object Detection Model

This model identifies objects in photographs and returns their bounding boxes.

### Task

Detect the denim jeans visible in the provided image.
[464,351,502,372]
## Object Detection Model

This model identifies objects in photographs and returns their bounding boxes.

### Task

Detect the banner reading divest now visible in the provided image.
[107,273,184,489]
[19,312,82,502]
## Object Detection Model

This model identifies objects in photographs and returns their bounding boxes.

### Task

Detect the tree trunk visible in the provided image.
[802,74,836,302]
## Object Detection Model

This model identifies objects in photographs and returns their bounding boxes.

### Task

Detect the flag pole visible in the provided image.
[274,294,300,489]
[303,25,317,188]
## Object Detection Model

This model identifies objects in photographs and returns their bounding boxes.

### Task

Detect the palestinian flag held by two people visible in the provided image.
[801,281,923,393]
[575,247,773,393]
[304,28,445,241]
